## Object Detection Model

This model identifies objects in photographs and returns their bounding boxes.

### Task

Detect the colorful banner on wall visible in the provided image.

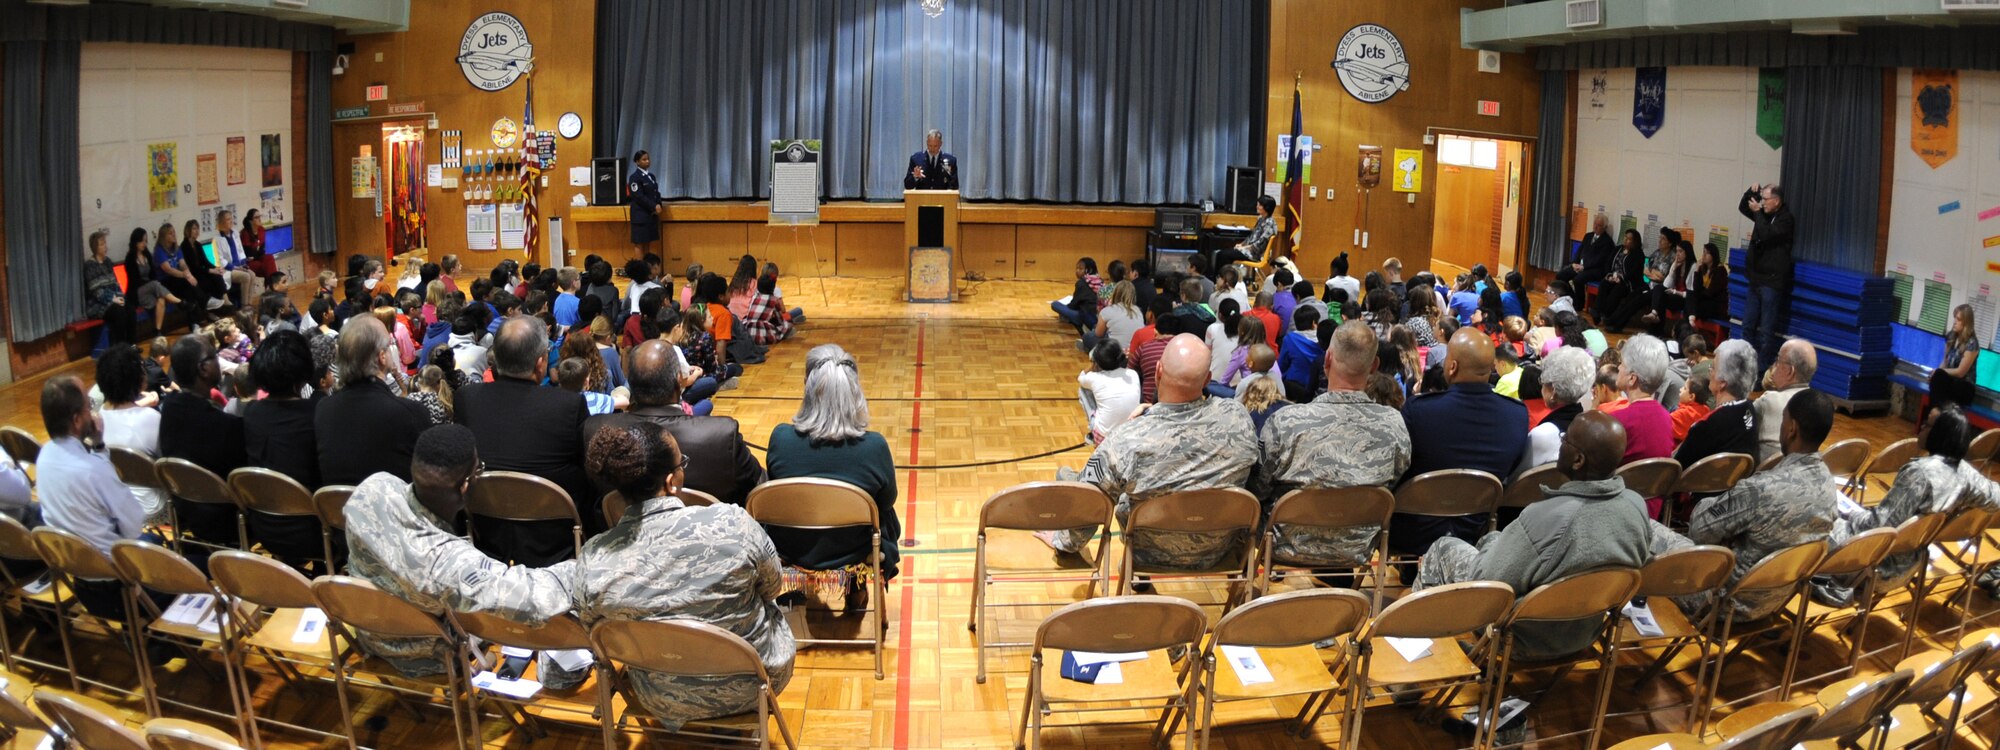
[1633,67,1666,139]
[1912,69,1958,169]
[146,142,177,212]
[1392,148,1423,193]
[260,134,283,187]
[1756,68,1785,150]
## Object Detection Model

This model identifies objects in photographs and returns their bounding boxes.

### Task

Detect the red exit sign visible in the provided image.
[1477,100,1501,117]
[365,84,388,101]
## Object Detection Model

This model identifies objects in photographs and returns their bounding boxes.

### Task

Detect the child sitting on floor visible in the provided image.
[556,357,622,415]
[1277,306,1323,403]
[1233,343,1278,402]
[1077,340,1141,444]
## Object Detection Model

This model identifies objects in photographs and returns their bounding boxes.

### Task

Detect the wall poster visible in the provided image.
[147,142,178,212]
[1912,69,1959,169]
[195,153,219,205]
[225,136,247,185]
[1392,148,1422,193]
[260,133,284,187]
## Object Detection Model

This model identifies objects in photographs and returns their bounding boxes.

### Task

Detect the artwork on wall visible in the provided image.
[1755,69,1785,150]
[195,154,219,205]
[1330,24,1409,104]
[226,136,246,185]
[147,142,178,212]
[456,12,533,92]
[351,156,378,198]
[1912,69,1959,169]
[260,188,288,224]
[260,133,283,187]
[1633,67,1666,138]
[1392,148,1423,193]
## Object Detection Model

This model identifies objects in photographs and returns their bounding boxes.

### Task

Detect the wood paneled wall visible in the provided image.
[331,1,595,276]
[1266,0,1542,280]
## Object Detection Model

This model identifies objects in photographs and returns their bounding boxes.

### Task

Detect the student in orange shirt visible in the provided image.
[1670,373,1713,443]
[694,273,734,344]
[1592,365,1628,413]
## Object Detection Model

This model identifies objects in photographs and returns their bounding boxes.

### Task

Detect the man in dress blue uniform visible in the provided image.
[628,150,662,254]
[903,129,959,191]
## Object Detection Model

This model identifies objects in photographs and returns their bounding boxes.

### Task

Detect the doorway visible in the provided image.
[382,122,427,261]
[1429,134,1529,280]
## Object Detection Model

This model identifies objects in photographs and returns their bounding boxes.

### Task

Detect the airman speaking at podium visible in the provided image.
[903,128,959,191]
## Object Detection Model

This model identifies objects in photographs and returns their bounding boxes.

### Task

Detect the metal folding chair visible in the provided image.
[967,481,1114,684]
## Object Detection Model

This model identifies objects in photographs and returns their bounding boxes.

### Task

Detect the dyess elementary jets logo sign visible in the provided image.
[1332,24,1410,104]
[458,12,532,92]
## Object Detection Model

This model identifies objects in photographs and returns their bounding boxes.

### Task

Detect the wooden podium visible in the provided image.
[903,190,959,302]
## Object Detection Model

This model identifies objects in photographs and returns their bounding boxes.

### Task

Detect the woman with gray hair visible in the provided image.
[1613,334,1677,516]
[1673,338,1763,466]
[1517,346,1594,474]
[763,344,902,582]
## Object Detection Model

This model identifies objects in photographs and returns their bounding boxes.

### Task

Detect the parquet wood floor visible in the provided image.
[0,279,1996,748]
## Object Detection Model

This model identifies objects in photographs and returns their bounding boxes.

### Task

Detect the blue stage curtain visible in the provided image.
[1779,66,1880,273]
[3,40,83,342]
[1527,69,1569,271]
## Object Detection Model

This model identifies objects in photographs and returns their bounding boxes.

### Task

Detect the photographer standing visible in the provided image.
[1739,183,1794,376]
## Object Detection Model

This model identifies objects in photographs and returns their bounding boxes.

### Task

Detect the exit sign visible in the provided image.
[365,84,388,101]
[1477,100,1501,117]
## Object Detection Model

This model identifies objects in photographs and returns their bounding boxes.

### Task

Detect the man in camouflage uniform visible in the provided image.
[343,424,577,680]
[1257,320,1409,570]
[1816,405,2000,605]
[1649,389,1839,622]
[1043,334,1259,571]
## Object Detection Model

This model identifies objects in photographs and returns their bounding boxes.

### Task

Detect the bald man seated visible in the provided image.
[1393,328,1529,559]
[1415,411,1652,660]
[1041,334,1260,573]
[1753,337,1818,462]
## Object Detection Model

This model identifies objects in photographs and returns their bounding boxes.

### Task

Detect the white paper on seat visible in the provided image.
[499,645,534,660]
[161,593,220,634]
[1069,651,1147,666]
[1835,494,1865,517]
[33,734,54,750]
[1093,661,1124,685]
[471,671,542,699]
[1622,601,1665,638]
[1384,637,1432,662]
[290,608,327,644]
[547,648,594,672]
[1219,645,1273,685]
[1648,743,1674,750]
[1985,631,1999,647]
[20,574,51,595]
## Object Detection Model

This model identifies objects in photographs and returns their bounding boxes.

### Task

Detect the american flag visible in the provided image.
[519,67,542,261]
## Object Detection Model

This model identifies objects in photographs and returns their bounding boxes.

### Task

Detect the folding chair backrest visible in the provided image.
[1728,540,1828,602]
[1756,452,1782,474]
[678,488,720,507]
[313,486,354,532]
[1126,488,1260,535]
[1812,528,1897,579]
[1637,545,1736,598]
[747,478,877,529]
[141,718,245,750]
[1888,512,1950,559]
[1365,581,1515,641]
[227,468,316,518]
[154,458,242,510]
[1212,588,1372,649]
[0,675,49,735]
[0,515,40,566]
[31,526,123,582]
[310,575,447,640]
[208,550,316,610]
[1502,465,1567,509]
[109,447,164,490]
[1675,453,1754,495]
[1505,567,1643,626]
[0,428,40,468]
[1614,458,1682,499]
[601,492,629,527]
[1269,486,1394,531]
[111,540,213,598]
[465,471,580,524]
[1934,506,1996,547]
[1807,668,1912,743]
[1393,469,1503,518]
[979,481,1114,532]
[1862,439,1922,485]
[1967,428,2000,467]
[1036,595,1208,654]
[455,610,590,653]
[1710,705,1819,750]
[1900,641,1991,709]
[34,690,146,750]
[592,618,767,680]
[1819,438,1872,479]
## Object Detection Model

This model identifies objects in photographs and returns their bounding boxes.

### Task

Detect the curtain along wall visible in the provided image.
[596,0,1262,204]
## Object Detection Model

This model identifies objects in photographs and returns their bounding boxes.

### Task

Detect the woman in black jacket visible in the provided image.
[1592,229,1647,326]
[1689,242,1731,321]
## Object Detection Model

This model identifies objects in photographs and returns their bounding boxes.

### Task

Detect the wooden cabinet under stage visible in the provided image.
[566,202,1252,280]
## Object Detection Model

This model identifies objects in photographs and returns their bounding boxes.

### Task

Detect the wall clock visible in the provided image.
[558,112,582,140]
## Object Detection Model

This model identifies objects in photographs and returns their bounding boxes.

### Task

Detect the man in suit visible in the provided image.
[454,316,591,567]
[316,315,436,487]
[158,335,246,553]
[1557,210,1615,310]
[903,129,959,191]
[585,340,765,506]
[628,150,662,255]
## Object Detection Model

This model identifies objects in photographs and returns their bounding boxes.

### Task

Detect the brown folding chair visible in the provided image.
[1905,505,1999,655]
[1616,457,1681,524]
[33,689,147,750]
[452,611,600,741]
[0,427,39,482]
[1116,487,1261,610]
[0,667,55,747]
[1606,704,1816,750]
[1499,464,1567,523]
[967,481,1114,684]
[1170,588,1370,744]
[1477,567,1643,750]
[1695,540,1830,728]
[29,527,144,701]
[312,485,353,572]
[464,471,583,565]
[1390,469,1504,577]
[1015,595,1207,750]
[1665,452,1753,527]
[1258,486,1394,608]
[227,467,328,571]
[602,488,720,527]
[1970,427,2000,476]
[207,550,345,748]
[1789,528,1898,691]
[1716,668,1911,750]
[110,540,247,735]
[109,447,166,519]
[1855,438,1922,503]
[311,575,472,750]
[1333,581,1516,750]
[590,618,798,750]
[1615,545,1736,729]
[1953,627,2000,728]
[1818,438,1872,496]
[1870,641,1990,748]
[153,457,247,554]
[142,717,247,750]
[0,515,65,678]
[747,477,887,678]
[1755,452,1782,474]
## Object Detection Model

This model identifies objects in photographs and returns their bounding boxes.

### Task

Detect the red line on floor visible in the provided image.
[893,319,925,749]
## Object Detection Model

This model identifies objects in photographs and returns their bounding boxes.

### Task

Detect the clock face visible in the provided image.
[558,112,582,140]
[490,117,519,149]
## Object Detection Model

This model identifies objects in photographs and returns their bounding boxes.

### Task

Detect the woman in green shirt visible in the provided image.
[764,344,901,580]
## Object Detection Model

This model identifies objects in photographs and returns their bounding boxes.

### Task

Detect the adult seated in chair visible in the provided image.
[1515,346,1595,475]
[1417,411,1652,660]
[1214,195,1279,269]
[242,331,325,566]
[343,424,575,680]
[1555,211,1616,310]
[1753,338,1817,463]
[585,340,765,508]
[455,317,592,566]
[1393,328,1528,561]
[158,335,245,554]
[1674,339,1761,468]
[763,344,899,580]
[1817,404,2000,605]
[81,230,133,346]
[1256,320,1410,565]
[1038,334,1260,576]
[37,376,145,616]
[1649,389,1839,622]
[576,421,794,730]
[316,316,435,487]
